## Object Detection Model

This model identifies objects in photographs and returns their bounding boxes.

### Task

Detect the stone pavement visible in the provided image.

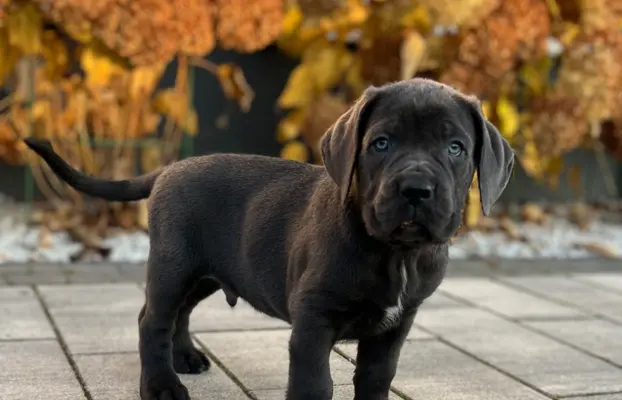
[1,261,622,400]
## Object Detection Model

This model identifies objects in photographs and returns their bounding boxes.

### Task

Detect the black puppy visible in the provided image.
[24,78,514,400]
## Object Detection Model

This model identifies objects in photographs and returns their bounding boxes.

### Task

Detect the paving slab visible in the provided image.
[194,330,354,392]
[496,275,622,323]
[74,351,250,400]
[0,286,55,340]
[419,291,466,309]
[572,273,622,294]
[253,384,401,400]
[38,283,144,354]
[568,394,622,400]
[438,277,585,319]
[190,291,290,332]
[337,340,547,400]
[416,307,622,397]
[0,340,85,400]
[525,319,622,367]
[60,264,123,284]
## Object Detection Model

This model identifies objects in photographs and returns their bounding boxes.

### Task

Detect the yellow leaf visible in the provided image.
[520,57,552,96]
[0,28,21,85]
[400,5,431,32]
[520,138,544,179]
[281,4,304,36]
[303,42,351,93]
[545,156,564,188]
[280,140,310,162]
[152,89,198,135]
[216,63,255,112]
[277,109,307,143]
[6,3,42,54]
[41,29,69,80]
[129,65,166,100]
[278,63,316,109]
[559,22,581,47]
[80,42,127,88]
[400,30,426,81]
[465,175,480,228]
[481,101,492,120]
[496,97,520,142]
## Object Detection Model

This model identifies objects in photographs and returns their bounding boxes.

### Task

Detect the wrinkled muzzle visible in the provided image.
[365,162,457,244]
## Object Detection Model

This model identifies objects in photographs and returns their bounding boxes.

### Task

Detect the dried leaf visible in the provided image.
[278,63,315,109]
[80,42,127,88]
[520,203,548,224]
[152,88,198,135]
[400,30,426,81]
[140,146,162,173]
[568,203,594,231]
[6,3,42,54]
[464,176,481,228]
[129,65,166,100]
[281,4,304,36]
[574,242,619,259]
[496,96,519,142]
[277,109,307,143]
[499,216,526,241]
[216,64,255,112]
[280,140,310,162]
[133,200,148,231]
[0,28,21,85]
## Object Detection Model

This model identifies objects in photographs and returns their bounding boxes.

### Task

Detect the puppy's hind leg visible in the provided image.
[138,250,198,400]
[172,278,220,374]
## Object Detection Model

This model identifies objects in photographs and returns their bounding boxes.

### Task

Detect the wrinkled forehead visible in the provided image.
[366,85,475,139]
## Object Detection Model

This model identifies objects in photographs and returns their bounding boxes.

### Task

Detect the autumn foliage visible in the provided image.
[275,0,622,227]
[0,0,622,246]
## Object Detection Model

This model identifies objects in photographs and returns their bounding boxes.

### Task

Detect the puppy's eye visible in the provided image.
[371,137,390,152]
[448,141,463,156]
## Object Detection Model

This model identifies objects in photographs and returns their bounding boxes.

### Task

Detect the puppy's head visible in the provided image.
[321,78,514,246]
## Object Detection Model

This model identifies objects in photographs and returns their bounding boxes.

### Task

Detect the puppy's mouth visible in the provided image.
[400,220,417,229]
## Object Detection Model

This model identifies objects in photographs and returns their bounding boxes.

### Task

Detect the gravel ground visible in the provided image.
[1,195,621,263]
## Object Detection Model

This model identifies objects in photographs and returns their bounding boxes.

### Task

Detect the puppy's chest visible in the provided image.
[375,261,410,332]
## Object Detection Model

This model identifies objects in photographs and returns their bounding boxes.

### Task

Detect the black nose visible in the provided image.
[401,181,434,203]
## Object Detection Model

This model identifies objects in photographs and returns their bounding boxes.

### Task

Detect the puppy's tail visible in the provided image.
[24,138,161,202]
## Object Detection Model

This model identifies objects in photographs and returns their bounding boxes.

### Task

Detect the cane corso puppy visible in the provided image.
[24,78,514,400]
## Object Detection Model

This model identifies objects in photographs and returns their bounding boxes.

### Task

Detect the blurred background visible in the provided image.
[0,0,621,263]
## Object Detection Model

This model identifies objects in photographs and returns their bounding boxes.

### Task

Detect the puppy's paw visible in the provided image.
[173,347,211,374]
[140,373,190,400]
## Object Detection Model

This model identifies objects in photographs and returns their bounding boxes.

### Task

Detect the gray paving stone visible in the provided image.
[60,264,123,284]
[194,330,354,391]
[0,340,85,400]
[74,352,250,400]
[497,275,622,323]
[572,273,622,294]
[417,308,622,397]
[568,394,622,399]
[438,277,585,319]
[38,283,144,354]
[525,319,622,366]
[419,291,466,309]
[190,291,290,332]
[0,286,55,340]
[253,384,401,400]
[337,340,547,400]
[7,272,67,285]
[0,275,8,285]
[406,326,434,340]
[116,264,146,282]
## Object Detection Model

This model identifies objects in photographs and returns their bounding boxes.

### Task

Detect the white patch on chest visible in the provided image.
[377,261,408,332]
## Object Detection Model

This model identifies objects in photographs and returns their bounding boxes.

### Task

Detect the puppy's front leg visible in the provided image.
[286,314,336,400]
[353,312,415,400]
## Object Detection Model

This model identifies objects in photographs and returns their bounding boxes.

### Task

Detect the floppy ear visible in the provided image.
[320,87,380,204]
[466,98,515,216]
